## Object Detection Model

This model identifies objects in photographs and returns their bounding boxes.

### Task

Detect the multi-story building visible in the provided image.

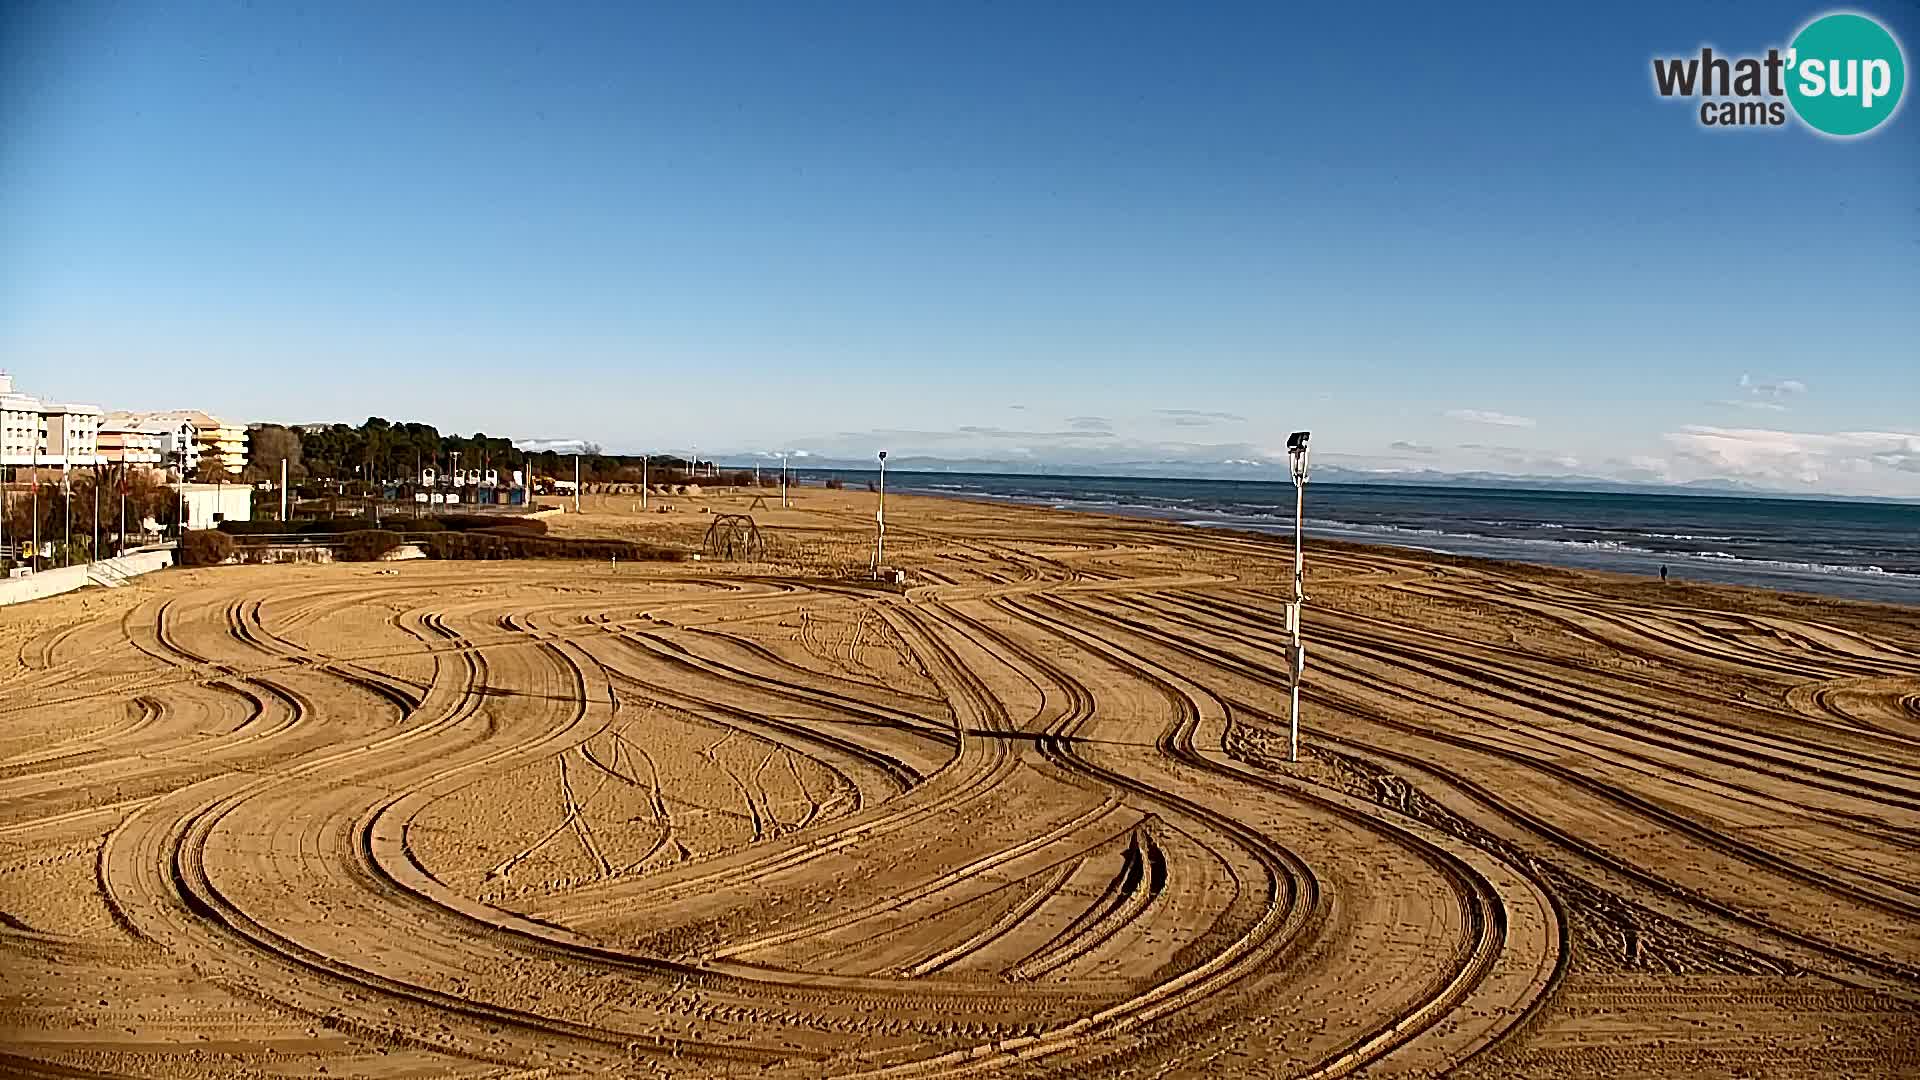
[96,417,171,469]
[0,372,104,471]
[110,410,247,475]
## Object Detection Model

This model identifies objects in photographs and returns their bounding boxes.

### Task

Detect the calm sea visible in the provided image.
[863,472,1920,606]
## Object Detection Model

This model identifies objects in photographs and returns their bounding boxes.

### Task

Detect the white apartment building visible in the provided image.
[0,372,104,470]
[97,423,167,468]
[100,412,198,472]
[112,410,246,474]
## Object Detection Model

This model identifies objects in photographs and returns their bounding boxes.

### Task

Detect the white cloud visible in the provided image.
[1662,425,1920,495]
[1389,440,1436,454]
[1444,408,1537,429]
[1720,374,1809,412]
[1155,409,1247,425]
[1739,374,1808,398]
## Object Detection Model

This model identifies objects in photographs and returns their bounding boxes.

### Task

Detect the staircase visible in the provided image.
[86,559,136,589]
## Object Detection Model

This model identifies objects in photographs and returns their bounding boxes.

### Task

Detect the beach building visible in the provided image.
[0,372,105,470]
[171,483,253,530]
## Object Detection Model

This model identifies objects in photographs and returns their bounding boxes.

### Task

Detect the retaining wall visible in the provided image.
[0,550,173,608]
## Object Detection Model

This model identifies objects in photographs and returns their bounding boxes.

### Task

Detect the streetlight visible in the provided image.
[780,452,790,508]
[640,454,648,511]
[31,437,40,570]
[873,450,887,577]
[1285,431,1311,762]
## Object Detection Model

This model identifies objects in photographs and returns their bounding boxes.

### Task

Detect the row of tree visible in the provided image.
[252,417,726,489]
[2,467,179,566]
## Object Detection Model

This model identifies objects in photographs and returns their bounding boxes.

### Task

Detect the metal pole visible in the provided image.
[281,458,289,522]
[63,448,71,567]
[780,454,789,508]
[32,439,40,569]
[92,468,98,563]
[1290,470,1303,762]
[874,451,887,577]
[641,455,648,510]
[119,469,126,557]
[1286,437,1310,763]
[573,453,580,514]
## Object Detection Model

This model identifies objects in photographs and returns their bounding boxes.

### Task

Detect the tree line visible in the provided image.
[242,417,713,489]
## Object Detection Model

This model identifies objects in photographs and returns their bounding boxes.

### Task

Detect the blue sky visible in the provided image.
[4,1,1917,494]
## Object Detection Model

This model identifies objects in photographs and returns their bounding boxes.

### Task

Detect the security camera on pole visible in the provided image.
[1285,431,1311,762]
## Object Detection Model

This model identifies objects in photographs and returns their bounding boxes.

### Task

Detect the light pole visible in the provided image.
[873,450,887,577]
[1285,431,1311,762]
[31,438,40,570]
[641,454,648,511]
[176,439,186,540]
[574,451,581,514]
[780,453,790,508]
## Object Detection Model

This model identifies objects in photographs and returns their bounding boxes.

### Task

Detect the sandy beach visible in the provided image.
[1,487,1915,1078]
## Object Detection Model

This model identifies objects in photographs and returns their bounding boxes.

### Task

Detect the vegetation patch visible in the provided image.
[179,529,236,567]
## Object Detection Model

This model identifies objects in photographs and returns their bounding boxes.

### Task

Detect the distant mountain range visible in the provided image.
[717,454,1919,505]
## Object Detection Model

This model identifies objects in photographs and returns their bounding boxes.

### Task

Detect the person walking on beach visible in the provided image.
[1660,564,1669,583]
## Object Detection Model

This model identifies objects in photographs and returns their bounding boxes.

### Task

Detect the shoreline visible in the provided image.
[891,482,1920,609]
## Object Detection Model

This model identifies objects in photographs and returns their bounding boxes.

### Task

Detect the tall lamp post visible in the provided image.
[31,438,40,570]
[62,446,71,567]
[873,450,887,577]
[1285,431,1311,762]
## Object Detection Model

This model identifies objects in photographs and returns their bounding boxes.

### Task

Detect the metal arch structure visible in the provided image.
[703,513,767,561]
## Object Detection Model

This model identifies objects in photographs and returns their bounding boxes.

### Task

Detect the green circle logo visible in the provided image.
[1787,13,1906,136]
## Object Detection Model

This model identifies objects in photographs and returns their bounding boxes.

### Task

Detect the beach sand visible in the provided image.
[1,486,1915,1078]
